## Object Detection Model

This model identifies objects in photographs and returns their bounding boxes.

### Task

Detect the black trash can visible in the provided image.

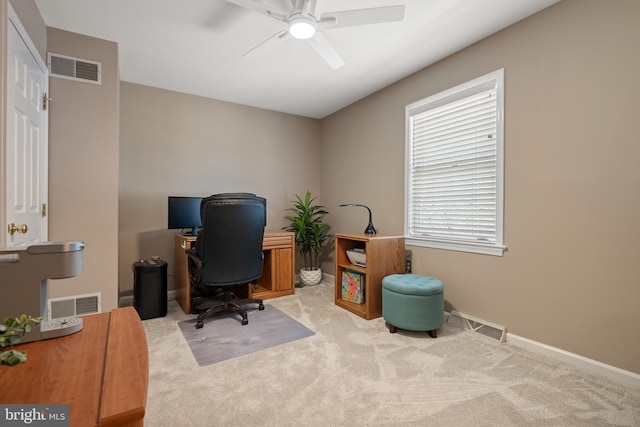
[133,258,167,320]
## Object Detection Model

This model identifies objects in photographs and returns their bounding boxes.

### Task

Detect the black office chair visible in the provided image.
[187,193,266,329]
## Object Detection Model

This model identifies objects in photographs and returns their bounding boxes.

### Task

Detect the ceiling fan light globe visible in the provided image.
[289,17,316,39]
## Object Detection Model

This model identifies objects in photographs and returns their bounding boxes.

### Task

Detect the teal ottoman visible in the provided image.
[382,274,444,338]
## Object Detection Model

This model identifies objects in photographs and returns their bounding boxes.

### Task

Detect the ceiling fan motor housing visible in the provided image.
[288,13,317,39]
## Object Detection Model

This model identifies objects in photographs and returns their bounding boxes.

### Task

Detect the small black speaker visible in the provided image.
[132,258,168,320]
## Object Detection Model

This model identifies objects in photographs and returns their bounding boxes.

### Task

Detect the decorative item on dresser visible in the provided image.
[0,314,42,366]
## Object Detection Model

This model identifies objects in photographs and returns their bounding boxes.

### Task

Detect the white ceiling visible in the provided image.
[34,0,559,119]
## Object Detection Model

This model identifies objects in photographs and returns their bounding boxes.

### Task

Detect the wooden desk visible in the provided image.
[0,307,148,427]
[175,230,295,314]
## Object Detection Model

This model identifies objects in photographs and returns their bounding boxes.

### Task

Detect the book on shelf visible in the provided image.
[341,270,365,304]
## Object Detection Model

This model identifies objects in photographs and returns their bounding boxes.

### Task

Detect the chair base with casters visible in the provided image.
[194,286,264,328]
[382,274,444,338]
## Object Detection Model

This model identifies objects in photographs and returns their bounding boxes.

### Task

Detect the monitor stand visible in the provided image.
[184,227,199,236]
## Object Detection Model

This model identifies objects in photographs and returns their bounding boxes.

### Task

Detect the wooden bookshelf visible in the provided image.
[334,233,405,320]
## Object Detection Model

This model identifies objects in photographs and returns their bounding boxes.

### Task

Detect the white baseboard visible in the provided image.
[119,290,176,308]
[507,333,640,388]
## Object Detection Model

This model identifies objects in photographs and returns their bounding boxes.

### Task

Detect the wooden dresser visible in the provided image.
[0,307,148,426]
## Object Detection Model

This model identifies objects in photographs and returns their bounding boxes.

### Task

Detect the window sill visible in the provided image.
[405,237,506,256]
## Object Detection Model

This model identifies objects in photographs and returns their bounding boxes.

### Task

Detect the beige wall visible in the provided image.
[321,0,640,374]
[46,28,120,310]
[118,83,321,295]
[7,0,45,58]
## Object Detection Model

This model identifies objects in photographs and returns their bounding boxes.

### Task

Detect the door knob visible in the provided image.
[7,223,28,235]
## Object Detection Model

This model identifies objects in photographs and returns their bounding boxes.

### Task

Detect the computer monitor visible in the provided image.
[167,196,203,235]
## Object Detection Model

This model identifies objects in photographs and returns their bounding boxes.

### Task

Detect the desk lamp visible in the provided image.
[339,204,377,235]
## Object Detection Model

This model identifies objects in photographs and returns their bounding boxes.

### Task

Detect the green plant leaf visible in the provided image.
[0,314,42,350]
[0,349,27,366]
[282,191,331,269]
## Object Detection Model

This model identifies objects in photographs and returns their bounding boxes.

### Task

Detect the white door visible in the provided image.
[5,9,48,247]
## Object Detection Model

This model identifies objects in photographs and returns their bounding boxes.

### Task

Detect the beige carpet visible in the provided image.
[142,281,640,426]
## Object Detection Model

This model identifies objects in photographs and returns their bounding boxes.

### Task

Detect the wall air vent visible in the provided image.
[448,310,507,342]
[48,293,102,319]
[48,52,101,84]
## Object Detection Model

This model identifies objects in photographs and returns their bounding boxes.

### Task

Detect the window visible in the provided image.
[405,69,505,256]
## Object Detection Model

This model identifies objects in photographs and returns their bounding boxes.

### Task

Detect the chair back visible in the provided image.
[195,193,266,286]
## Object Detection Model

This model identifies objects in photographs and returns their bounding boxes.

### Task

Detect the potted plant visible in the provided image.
[283,191,330,286]
[0,314,42,366]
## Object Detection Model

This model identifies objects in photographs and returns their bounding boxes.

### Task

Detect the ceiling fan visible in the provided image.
[224,0,406,69]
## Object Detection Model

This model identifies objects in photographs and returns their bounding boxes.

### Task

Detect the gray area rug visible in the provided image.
[178,304,315,366]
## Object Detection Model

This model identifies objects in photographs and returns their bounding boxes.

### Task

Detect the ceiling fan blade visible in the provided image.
[223,0,288,21]
[243,30,290,57]
[320,5,405,29]
[307,31,345,70]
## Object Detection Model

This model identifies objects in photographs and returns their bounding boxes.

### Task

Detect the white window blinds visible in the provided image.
[405,69,505,255]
